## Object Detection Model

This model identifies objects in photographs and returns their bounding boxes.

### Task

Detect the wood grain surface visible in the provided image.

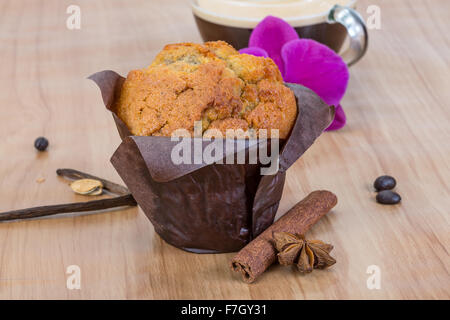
[0,0,449,299]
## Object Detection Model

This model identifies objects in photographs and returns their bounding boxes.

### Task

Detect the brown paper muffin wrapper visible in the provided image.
[89,70,334,253]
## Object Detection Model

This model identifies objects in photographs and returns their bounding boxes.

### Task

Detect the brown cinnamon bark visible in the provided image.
[230,190,337,283]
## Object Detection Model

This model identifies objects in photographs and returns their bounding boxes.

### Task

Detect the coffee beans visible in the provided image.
[374,175,401,205]
[34,137,49,151]
[376,190,401,205]
[374,175,396,191]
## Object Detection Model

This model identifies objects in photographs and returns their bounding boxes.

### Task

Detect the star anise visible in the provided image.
[273,232,336,273]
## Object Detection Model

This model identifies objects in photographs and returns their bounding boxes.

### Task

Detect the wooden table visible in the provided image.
[0,0,448,299]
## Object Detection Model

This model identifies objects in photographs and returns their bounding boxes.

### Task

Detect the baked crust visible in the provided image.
[115,41,297,138]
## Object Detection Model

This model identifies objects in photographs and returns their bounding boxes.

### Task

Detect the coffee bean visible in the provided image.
[34,137,49,151]
[376,190,401,205]
[374,175,396,191]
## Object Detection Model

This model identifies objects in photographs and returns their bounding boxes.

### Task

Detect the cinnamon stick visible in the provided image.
[231,190,337,283]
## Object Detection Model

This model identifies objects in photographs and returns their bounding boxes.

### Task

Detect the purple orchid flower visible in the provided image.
[240,16,349,131]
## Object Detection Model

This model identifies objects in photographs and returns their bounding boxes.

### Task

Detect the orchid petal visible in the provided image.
[239,47,269,58]
[249,16,299,75]
[325,104,347,131]
[281,39,349,107]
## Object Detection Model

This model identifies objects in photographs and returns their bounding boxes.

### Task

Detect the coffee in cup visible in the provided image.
[191,0,367,65]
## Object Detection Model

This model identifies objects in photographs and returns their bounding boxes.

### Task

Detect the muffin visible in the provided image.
[115,41,297,139]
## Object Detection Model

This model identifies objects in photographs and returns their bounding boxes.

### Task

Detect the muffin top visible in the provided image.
[115,41,297,139]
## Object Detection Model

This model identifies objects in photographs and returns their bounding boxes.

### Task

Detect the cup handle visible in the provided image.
[328,4,368,66]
